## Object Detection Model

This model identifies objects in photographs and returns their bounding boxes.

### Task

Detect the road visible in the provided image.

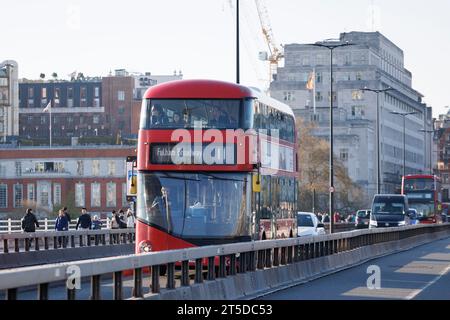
[260,236,450,300]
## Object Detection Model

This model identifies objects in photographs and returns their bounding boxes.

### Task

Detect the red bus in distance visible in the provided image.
[401,174,443,224]
[135,79,298,254]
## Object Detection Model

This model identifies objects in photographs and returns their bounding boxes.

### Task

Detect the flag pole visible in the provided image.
[49,100,52,148]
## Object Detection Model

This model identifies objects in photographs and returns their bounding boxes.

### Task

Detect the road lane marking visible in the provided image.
[405,263,450,300]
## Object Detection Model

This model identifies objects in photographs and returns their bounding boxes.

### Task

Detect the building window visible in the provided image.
[14,184,23,208]
[106,183,116,207]
[41,87,47,99]
[283,92,294,102]
[75,183,85,207]
[94,87,100,97]
[122,183,128,207]
[53,183,61,206]
[118,91,125,101]
[54,88,61,107]
[356,72,362,81]
[108,160,116,176]
[67,87,74,108]
[118,106,125,114]
[315,92,323,102]
[39,184,49,208]
[80,86,87,107]
[328,91,337,102]
[340,149,349,161]
[27,184,35,202]
[91,183,101,207]
[15,161,22,177]
[351,106,365,119]
[92,160,100,176]
[93,115,100,124]
[28,87,34,98]
[40,116,46,124]
[352,90,364,100]
[0,184,7,208]
[316,72,322,83]
[77,160,84,175]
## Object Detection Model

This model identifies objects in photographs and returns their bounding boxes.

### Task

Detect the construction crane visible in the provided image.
[254,0,283,84]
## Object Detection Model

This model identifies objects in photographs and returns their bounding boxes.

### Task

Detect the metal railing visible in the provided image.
[0,223,448,300]
[0,228,135,254]
[0,218,112,233]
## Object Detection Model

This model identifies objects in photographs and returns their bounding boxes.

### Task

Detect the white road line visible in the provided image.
[405,263,450,300]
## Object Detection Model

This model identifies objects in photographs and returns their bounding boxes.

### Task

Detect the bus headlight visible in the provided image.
[139,240,152,253]
[370,220,378,227]
[398,221,406,226]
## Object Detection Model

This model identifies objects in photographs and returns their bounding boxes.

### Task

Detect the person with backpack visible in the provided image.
[76,208,92,230]
[21,208,39,232]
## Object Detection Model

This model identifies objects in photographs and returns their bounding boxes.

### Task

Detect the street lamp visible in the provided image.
[361,87,394,194]
[307,40,355,234]
[419,129,436,175]
[390,111,418,179]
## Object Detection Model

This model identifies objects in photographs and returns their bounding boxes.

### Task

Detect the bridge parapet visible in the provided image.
[0,224,449,300]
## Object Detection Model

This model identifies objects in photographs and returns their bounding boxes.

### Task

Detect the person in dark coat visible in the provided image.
[55,209,69,247]
[76,208,92,230]
[21,208,39,232]
[63,206,71,224]
[55,209,69,231]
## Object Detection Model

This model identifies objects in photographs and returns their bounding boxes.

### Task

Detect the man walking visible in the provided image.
[76,208,92,230]
[21,208,39,232]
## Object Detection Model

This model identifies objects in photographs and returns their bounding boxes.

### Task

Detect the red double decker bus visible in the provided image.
[135,79,298,254]
[401,174,443,224]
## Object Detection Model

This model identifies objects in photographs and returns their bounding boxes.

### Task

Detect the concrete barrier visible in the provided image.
[136,228,450,300]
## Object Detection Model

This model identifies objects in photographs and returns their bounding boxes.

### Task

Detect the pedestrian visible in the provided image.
[317,213,323,222]
[92,215,102,230]
[63,206,72,225]
[55,209,69,247]
[118,209,127,229]
[110,210,119,229]
[334,212,341,223]
[126,208,135,228]
[21,208,39,232]
[76,207,92,230]
[323,213,330,223]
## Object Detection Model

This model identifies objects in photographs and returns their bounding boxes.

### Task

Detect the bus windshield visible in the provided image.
[403,178,434,191]
[140,99,254,130]
[408,202,434,218]
[136,172,249,238]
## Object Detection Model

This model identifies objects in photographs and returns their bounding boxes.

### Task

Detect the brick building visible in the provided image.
[0,145,136,217]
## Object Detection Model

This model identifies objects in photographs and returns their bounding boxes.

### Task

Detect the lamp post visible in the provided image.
[390,111,418,179]
[361,87,394,194]
[307,40,355,234]
[419,129,436,175]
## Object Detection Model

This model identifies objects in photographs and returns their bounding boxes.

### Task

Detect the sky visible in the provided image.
[1,0,449,117]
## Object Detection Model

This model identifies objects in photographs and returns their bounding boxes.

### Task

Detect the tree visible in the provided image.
[51,72,58,81]
[39,73,45,80]
[296,118,367,215]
